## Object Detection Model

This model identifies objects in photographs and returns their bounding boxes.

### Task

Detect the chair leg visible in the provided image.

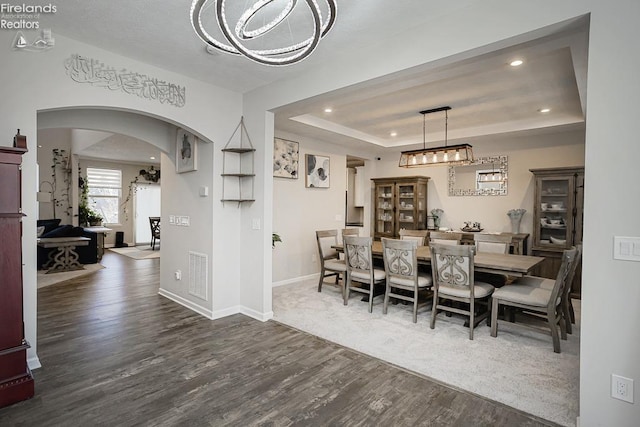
[318,268,325,292]
[368,282,374,313]
[490,298,499,337]
[547,308,561,353]
[383,282,390,315]
[343,274,350,306]
[559,310,568,341]
[412,289,418,324]
[562,295,573,335]
[469,298,475,340]
[430,291,438,330]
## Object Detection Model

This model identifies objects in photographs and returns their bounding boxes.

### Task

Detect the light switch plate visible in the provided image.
[614,236,640,262]
[169,215,175,225]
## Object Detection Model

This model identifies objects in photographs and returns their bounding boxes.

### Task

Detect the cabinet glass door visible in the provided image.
[396,183,422,231]
[376,183,394,236]
[538,177,572,248]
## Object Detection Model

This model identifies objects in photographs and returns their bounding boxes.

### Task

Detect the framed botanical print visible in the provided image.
[305,154,330,188]
[176,128,198,173]
[273,138,299,179]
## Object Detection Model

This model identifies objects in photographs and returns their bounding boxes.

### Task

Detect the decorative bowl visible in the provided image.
[550,236,566,245]
[550,203,563,210]
[549,219,561,225]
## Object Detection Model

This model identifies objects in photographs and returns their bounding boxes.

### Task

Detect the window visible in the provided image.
[87,168,121,224]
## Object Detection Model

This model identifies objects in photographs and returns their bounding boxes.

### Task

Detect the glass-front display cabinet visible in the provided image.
[530,166,584,297]
[372,176,429,240]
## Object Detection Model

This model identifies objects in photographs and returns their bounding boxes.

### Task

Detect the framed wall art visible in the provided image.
[273,137,299,179]
[176,128,198,173]
[305,154,330,188]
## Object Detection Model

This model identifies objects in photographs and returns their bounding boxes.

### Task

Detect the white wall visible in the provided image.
[36,128,73,224]
[370,128,585,246]
[243,2,639,425]
[0,30,243,368]
[272,131,363,284]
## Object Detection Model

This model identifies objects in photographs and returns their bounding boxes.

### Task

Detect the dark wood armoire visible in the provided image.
[0,144,34,408]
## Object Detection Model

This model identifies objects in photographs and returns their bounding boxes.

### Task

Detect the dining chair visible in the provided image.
[315,230,347,297]
[382,238,432,323]
[429,231,462,246]
[473,233,512,254]
[343,236,386,313]
[511,245,582,335]
[341,228,360,243]
[490,247,578,353]
[473,233,513,287]
[399,229,428,246]
[430,244,494,339]
[149,217,161,250]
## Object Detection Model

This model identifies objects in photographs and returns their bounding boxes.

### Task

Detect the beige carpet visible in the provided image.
[273,278,580,427]
[109,246,160,260]
[37,263,105,288]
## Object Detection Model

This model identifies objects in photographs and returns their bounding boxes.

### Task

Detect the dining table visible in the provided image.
[334,241,544,277]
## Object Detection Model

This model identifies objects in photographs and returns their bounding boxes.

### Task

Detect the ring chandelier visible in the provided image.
[190,0,337,66]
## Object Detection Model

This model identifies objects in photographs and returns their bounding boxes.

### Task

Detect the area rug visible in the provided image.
[273,278,580,427]
[108,246,160,260]
[37,264,105,289]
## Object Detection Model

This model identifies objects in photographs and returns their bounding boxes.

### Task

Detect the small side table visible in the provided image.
[83,226,112,260]
[37,237,90,274]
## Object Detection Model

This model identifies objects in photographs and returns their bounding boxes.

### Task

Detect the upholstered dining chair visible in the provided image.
[429,231,463,246]
[473,233,512,254]
[315,230,347,297]
[430,243,495,339]
[382,238,432,323]
[399,229,429,246]
[473,233,513,287]
[343,236,386,313]
[490,247,578,353]
[511,245,582,335]
[149,217,161,250]
[341,228,360,243]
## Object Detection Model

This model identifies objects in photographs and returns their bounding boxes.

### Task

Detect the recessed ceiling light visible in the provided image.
[539,108,551,113]
[324,107,333,113]
[510,59,524,67]
[390,131,397,137]
[150,156,156,160]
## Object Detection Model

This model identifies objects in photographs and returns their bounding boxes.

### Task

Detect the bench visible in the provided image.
[37,237,91,274]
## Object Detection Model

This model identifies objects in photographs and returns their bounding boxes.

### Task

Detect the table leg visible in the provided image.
[45,245,85,274]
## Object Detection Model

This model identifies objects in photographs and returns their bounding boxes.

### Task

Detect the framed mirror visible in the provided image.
[448,155,508,196]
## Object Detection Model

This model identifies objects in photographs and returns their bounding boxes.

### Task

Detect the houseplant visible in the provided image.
[78,176,103,226]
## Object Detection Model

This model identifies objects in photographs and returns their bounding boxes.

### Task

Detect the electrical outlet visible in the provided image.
[174,270,182,280]
[612,374,634,403]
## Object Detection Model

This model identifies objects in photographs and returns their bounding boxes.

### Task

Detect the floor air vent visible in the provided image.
[188,251,208,300]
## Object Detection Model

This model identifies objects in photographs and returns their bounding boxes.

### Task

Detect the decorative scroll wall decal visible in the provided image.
[64,54,186,107]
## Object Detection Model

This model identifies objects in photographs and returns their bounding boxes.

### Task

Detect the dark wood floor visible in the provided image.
[0,251,558,426]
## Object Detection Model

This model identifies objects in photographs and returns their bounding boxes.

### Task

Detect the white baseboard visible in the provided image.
[28,355,41,370]
[158,288,214,319]
[272,273,318,288]
[241,306,274,322]
[159,289,274,323]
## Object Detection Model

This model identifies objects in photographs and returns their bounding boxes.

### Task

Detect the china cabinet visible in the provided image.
[372,176,429,240]
[0,145,34,408]
[530,167,584,297]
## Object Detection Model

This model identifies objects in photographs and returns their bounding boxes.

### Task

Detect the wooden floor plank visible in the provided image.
[0,252,558,426]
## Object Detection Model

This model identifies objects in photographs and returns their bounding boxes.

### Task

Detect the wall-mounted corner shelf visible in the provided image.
[221,118,256,205]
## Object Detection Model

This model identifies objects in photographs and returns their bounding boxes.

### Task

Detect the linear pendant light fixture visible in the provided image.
[399,106,474,168]
[190,0,337,66]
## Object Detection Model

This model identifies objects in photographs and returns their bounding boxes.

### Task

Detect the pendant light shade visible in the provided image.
[399,106,474,167]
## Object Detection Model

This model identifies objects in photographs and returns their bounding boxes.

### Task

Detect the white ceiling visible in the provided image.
[36,1,588,161]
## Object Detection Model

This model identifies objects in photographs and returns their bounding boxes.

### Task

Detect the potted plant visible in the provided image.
[78,176,103,226]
